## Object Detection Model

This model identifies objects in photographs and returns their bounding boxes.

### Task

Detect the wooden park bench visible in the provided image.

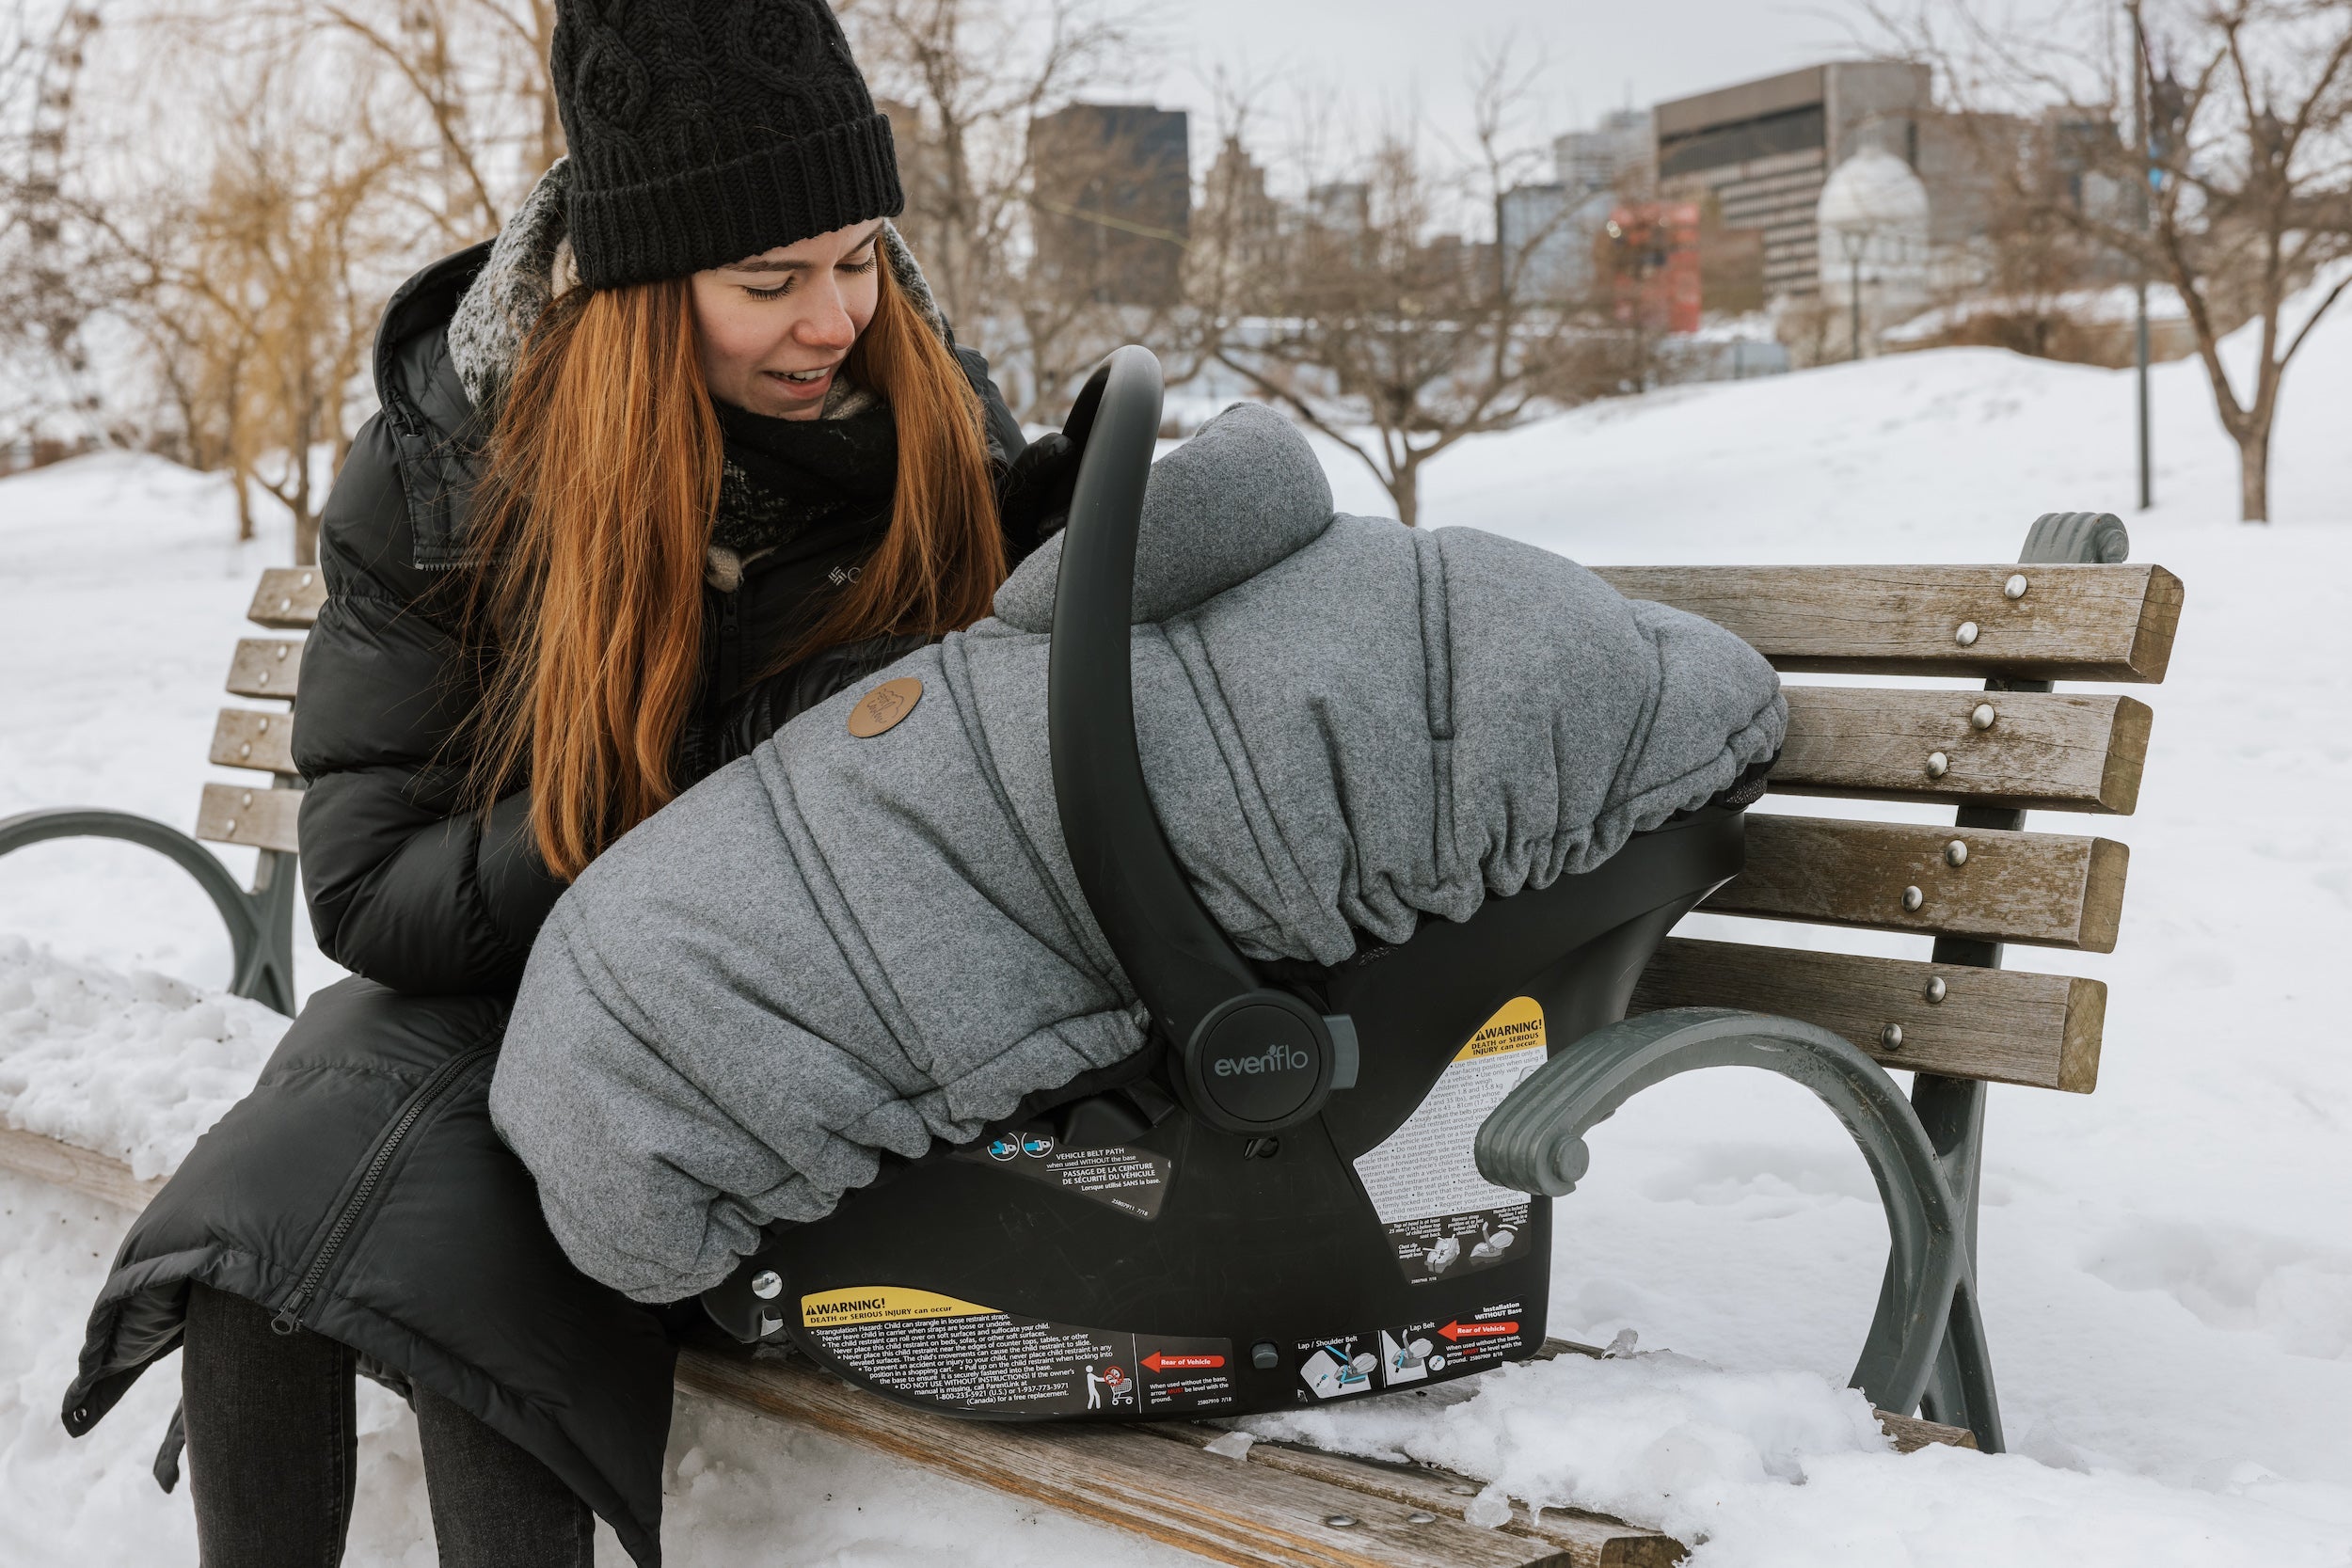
[0,511,2183,1567]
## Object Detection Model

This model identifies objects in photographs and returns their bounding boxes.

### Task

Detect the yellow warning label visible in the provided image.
[800,1286,1000,1328]
[1454,996,1546,1062]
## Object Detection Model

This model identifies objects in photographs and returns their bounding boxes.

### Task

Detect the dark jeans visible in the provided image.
[182,1283,595,1567]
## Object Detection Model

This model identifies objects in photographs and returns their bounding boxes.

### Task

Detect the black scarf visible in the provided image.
[710,395,898,559]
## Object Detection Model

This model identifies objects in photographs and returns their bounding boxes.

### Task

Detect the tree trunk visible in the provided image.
[1388,466,1419,529]
[2236,415,2272,524]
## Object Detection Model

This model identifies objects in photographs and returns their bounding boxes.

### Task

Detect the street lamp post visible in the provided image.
[1837,228,1870,362]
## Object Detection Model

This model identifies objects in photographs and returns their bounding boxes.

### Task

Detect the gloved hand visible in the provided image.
[996,430,1081,556]
[720,631,937,763]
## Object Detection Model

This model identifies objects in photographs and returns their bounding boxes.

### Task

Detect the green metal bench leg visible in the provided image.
[0,808,298,1016]
[1476,1006,1996,1441]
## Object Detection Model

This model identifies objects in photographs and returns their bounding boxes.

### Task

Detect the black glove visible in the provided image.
[720,632,937,763]
[996,430,1082,557]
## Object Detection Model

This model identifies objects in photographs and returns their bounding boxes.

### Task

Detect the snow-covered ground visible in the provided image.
[4,304,2350,1564]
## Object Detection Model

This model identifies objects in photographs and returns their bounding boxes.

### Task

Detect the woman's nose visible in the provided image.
[796,288,858,351]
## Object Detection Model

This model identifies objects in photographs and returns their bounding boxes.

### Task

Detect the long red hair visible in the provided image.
[463,252,1005,879]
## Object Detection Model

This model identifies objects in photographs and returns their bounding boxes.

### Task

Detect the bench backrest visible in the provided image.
[197,566,322,857]
[1609,559,2183,1096]
[203,555,2181,1100]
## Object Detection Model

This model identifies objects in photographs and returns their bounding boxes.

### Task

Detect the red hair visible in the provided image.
[464,256,1004,879]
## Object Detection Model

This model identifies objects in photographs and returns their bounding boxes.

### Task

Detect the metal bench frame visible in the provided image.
[0,569,314,1017]
[1481,511,2133,1452]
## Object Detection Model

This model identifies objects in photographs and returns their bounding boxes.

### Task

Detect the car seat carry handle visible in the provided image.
[1048,348,1355,1137]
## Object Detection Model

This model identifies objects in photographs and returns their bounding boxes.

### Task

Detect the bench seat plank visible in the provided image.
[1712,815,2127,952]
[677,1348,1613,1568]
[225,637,305,700]
[246,567,326,630]
[195,783,301,854]
[1772,688,2151,814]
[1593,563,2181,683]
[1136,1422,1685,1566]
[1631,937,2105,1092]
[208,708,297,775]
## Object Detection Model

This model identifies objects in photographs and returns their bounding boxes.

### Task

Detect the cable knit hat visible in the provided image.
[552,0,905,290]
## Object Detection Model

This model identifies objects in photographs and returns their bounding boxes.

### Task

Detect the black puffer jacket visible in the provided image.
[64,242,1037,1566]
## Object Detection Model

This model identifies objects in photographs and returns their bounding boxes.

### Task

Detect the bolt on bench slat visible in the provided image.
[195,783,301,854]
[208,708,297,775]
[246,567,325,630]
[1708,815,2129,953]
[1770,688,2153,814]
[1631,937,2105,1092]
[1594,563,2182,683]
[225,637,305,700]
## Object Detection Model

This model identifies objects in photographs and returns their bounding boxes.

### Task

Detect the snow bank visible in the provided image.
[1243,1349,2352,1565]
[0,938,284,1181]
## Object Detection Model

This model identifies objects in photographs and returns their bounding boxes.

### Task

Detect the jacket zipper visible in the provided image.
[271,1045,496,1335]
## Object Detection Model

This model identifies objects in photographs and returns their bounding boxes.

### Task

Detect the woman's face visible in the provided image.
[691,221,884,420]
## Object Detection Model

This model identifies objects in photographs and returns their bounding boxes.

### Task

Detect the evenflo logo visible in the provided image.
[1214,1044,1313,1078]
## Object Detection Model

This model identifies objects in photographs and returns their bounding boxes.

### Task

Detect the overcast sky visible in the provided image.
[1131,0,1902,165]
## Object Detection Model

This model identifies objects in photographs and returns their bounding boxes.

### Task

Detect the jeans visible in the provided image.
[182,1283,596,1567]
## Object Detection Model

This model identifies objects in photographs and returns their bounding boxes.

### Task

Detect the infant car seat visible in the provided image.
[703,348,1748,1420]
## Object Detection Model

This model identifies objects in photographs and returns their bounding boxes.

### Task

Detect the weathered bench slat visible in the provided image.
[195,783,302,854]
[1713,816,2128,953]
[0,1127,163,1211]
[1631,937,2105,1092]
[676,1348,1605,1568]
[1593,563,2181,682]
[225,637,305,700]
[246,567,326,629]
[208,708,297,776]
[1136,1423,1684,1567]
[1772,688,2151,814]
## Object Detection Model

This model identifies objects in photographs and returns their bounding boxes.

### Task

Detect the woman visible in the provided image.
[63,3,1070,1562]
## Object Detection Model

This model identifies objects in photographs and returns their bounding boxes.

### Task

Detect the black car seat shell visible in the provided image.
[704,349,1748,1421]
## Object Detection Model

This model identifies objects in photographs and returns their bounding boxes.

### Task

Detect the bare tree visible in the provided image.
[281,0,564,242]
[1201,58,1615,527]
[96,62,410,556]
[842,0,1138,346]
[1885,0,2352,522]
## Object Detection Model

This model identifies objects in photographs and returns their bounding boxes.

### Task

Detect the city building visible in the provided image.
[1496,182,1613,302]
[1654,61,1931,299]
[1554,107,1654,196]
[1306,182,1372,236]
[1028,103,1191,308]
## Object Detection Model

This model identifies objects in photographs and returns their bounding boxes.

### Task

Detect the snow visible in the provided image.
[5,294,2352,1562]
[0,939,286,1181]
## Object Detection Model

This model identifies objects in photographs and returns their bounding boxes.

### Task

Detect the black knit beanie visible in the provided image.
[552,0,904,290]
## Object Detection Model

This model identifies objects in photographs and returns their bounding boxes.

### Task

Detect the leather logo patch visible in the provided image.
[847,676,924,738]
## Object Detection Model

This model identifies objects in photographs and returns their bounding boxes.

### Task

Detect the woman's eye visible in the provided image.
[743,279,794,300]
[841,253,879,275]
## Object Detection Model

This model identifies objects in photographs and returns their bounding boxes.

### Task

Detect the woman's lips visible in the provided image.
[764,364,837,400]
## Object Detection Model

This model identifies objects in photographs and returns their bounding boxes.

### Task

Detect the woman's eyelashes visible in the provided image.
[741,253,878,300]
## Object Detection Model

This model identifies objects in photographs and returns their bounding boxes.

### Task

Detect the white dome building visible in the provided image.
[1816,150,1932,357]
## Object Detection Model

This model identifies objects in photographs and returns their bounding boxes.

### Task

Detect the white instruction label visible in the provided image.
[1352,997,1547,1285]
